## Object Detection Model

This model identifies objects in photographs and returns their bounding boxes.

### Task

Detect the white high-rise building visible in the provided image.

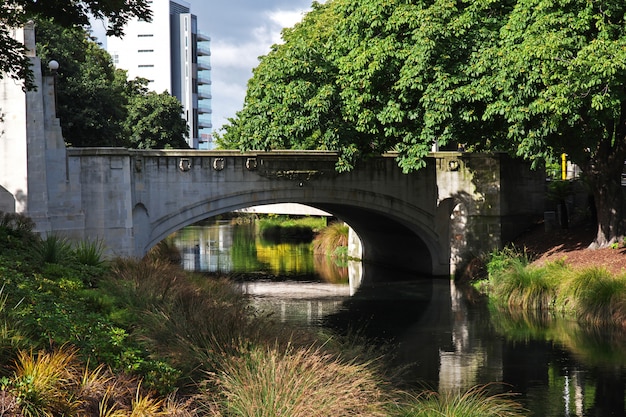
[107,0,212,149]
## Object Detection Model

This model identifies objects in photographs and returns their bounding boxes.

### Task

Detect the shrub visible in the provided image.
[486,245,532,278]
[391,384,526,417]
[74,238,106,267]
[34,234,73,264]
[204,344,389,417]
[258,215,326,243]
[0,212,35,236]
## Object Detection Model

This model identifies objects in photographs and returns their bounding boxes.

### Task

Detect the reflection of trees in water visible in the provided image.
[230,224,266,271]
[313,254,348,284]
[491,307,626,416]
[255,241,316,276]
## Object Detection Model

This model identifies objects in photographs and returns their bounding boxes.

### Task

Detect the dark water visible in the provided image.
[172,221,626,416]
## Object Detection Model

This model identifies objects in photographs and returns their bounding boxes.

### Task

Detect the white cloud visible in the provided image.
[209,7,311,131]
[267,9,308,31]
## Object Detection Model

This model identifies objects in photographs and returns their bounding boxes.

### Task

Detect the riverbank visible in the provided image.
[511,220,626,275]
[476,219,626,329]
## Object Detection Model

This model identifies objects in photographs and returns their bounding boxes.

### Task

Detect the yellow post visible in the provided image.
[561,153,567,180]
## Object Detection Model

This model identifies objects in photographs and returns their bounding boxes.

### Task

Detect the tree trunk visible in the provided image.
[585,140,626,248]
[592,174,624,247]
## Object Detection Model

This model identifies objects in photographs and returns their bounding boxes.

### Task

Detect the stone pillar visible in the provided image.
[0,22,78,236]
[0,24,36,216]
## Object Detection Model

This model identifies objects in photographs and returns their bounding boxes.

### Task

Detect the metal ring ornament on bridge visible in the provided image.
[179,158,191,172]
[448,160,460,171]
[246,158,258,170]
[213,158,225,171]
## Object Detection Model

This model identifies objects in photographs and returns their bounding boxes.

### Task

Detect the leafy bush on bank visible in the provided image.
[258,215,326,243]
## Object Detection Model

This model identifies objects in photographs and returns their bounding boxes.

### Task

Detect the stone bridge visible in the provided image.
[0,25,545,277]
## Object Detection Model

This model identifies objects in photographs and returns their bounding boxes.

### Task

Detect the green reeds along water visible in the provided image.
[391,385,527,417]
[482,246,626,328]
[312,221,349,257]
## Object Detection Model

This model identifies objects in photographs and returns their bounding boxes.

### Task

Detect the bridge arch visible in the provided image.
[140,186,448,276]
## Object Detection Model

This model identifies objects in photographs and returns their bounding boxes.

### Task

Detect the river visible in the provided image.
[171,219,626,416]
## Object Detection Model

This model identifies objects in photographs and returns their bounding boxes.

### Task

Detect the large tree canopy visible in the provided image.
[37,19,129,146]
[1,0,151,90]
[36,19,189,149]
[124,91,190,149]
[222,0,626,246]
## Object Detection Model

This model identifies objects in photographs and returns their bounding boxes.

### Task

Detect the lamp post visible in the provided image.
[47,60,59,117]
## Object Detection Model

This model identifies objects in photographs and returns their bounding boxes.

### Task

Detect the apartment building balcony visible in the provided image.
[198,116,212,129]
[198,58,211,71]
[198,90,212,100]
[198,30,211,42]
[198,102,212,114]
[198,73,212,85]
[197,42,211,56]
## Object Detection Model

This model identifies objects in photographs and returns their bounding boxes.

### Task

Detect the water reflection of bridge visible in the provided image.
[243,282,351,326]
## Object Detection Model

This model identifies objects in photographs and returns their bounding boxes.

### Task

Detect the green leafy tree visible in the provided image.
[36,20,188,149]
[0,0,151,90]
[223,0,626,246]
[124,91,190,149]
[36,20,129,146]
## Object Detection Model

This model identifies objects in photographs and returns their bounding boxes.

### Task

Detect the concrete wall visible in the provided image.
[55,149,543,277]
[0,25,32,215]
[433,152,544,275]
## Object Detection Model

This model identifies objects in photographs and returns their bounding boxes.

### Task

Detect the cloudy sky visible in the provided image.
[189,0,319,132]
[91,1,320,132]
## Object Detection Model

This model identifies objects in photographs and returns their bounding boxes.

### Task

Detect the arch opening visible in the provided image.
[145,199,439,280]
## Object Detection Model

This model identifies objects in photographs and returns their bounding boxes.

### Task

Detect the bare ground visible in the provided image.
[512,220,626,276]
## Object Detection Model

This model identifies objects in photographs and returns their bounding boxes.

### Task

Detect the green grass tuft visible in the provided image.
[34,234,73,264]
[74,238,106,266]
[205,343,390,417]
[391,384,527,417]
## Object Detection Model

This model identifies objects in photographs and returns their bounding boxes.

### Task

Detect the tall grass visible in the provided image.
[146,237,182,265]
[104,258,268,379]
[562,267,626,327]
[9,346,81,417]
[74,238,106,266]
[484,248,626,328]
[391,385,526,417]
[35,234,73,264]
[2,345,196,417]
[313,221,349,256]
[204,343,390,417]
[0,285,27,365]
[490,261,559,310]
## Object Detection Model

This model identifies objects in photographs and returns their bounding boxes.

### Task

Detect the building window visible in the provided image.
[112,53,119,64]
[138,34,154,37]
[138,64,154,68]
[138,49,154,53]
